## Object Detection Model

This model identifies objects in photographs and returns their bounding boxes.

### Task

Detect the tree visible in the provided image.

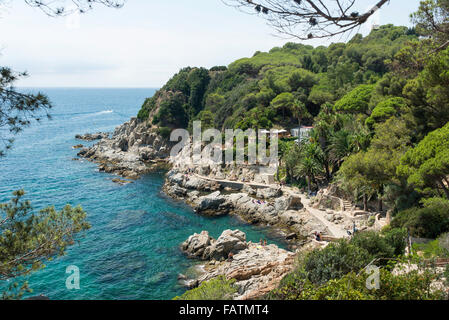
[365,97,406,128]
[0,68,52,156]
[327,129,354,169]
[18,0,125,16]
[338,117,412,211]
[302,240,372,285]
[1,190,90,299]
[0,0,113,299]
[224,0,391,40]
[397,122,449,198]
[294,142,324,194]
[411,0,449,48]
[270,92,294,120]
[334,84,375,114]
[392,197,449,238]
[291,100,311,128]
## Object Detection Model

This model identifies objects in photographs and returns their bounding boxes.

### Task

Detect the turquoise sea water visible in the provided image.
[0,88,286,300]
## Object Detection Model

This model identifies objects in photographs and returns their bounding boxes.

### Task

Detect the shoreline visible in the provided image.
[73,120,379,299]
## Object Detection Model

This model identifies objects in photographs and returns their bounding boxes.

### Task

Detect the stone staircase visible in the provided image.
[342,200,352,212]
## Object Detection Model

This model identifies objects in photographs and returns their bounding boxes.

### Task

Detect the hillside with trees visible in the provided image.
[141,2,449,300]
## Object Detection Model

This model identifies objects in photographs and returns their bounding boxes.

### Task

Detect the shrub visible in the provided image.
[382,227,408,256]
[392,198,449,238]
[351,231,394,260]
[173,276,237,300]
[307,267,444,300]
[303,240,372,285]
[157,127,172,139]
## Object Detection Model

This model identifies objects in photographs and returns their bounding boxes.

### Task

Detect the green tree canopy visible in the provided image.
[334,84,375,114]
[398,122,449,198]
[1,190,90,298]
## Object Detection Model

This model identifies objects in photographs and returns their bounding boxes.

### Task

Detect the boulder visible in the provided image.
[203,229,248,260]
[256,187,282,199]
[181,229,248,261]
[242,184,257,196]
[75,132,109,141]
[169,185,188,197]
[181,231,213,259]
[274,196,291,212]
[194,191,227,215]
[184,176,208,190]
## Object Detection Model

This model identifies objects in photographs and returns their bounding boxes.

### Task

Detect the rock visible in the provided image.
[274,196,291,212]
[77,147,89,157]
[184,176,209,190]
[72,144,84,149]
[112,178,132,185]
[256,187,282,199]
[169,185,188,197]
[177,274,187,280]
[242,184,256,196]
[75,132,109,141]
[75,118,174,180]
[168,172,185,185]
[181,229,295,299]
[194,191,228,215]
[181,231,213,259]
[203,229,248,260]
[286,233,297,240]
[198,242,295,300]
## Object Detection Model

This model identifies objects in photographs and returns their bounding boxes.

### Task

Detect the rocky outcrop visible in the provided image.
[181,229,248,261]
[181,231,213,259]
[194,191,229,216]
[75,132,109,141]
[181,230,295,300]
[75,118,173,180]
[256,187,282,199]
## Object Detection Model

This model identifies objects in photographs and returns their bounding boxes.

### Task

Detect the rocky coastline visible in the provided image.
[179,229,296,300]
[73,119,367,299]
[75,117,173,181]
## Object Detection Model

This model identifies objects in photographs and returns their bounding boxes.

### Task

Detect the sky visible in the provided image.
[0,0,423,88]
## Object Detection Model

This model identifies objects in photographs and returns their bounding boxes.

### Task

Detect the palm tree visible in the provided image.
[291,100,311,128]
[294,142,324,195]
[327,129,353,169]
[294,156,322,195]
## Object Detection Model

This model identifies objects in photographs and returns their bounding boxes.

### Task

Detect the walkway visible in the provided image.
[193,174,348,238]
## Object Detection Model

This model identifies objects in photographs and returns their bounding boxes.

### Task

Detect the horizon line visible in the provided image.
[17,86,161,89]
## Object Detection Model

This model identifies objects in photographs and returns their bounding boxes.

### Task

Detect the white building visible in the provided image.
[291,126,313,144]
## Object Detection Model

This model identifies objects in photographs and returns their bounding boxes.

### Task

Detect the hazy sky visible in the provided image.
[0,0,422,88]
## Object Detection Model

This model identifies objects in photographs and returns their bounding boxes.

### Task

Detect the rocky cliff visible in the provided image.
[76,117,173,181]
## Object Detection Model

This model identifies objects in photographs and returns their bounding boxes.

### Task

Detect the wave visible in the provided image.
[95,110,114,115]
[53,109,115,118]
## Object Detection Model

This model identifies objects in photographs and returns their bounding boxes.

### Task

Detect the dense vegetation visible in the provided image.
[138,25,416,132]
[140,1,449,300]
[173,276,237,300]
[267,228,447,300]
[138,19,449,240]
